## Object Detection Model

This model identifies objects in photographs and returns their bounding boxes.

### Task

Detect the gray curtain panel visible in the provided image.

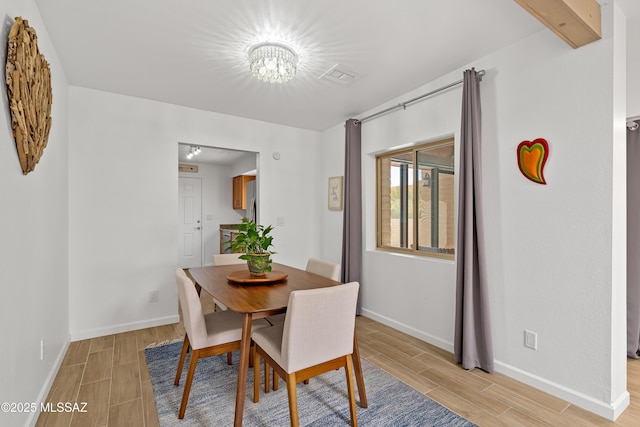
[454,68,494,372]
[628,124,640,358]
[342,119,363,314]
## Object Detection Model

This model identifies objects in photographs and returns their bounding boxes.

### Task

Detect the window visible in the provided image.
[376,138,455,258]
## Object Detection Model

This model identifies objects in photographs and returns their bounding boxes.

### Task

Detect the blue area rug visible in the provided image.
[145,341,477,426]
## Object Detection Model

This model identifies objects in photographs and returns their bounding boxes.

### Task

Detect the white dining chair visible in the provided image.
[174,268,269,419]
[269,257,341,325]
[252,281,360,427]
[267,257,342,389]
[211,253,247,311]
[211,253,252,365]
[305,257,341,281]
[212,253,246,266]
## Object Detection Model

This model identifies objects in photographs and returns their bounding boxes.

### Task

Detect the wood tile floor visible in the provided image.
[36,293,640,426]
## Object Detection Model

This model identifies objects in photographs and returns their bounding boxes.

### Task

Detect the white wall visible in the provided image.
[319,2,628,420]
[611,2,629,408]
[68,88,321,340]
[629,56,640,117]
[318,124,346,265]
[627,13,640,118]
[0,1,70,426]
[231,152,257,176]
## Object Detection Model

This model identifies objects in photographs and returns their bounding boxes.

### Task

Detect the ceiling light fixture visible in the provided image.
[248,42,298,83]
[186,145,201,160]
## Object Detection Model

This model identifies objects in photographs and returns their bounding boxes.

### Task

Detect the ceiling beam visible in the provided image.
[514,0,602,48]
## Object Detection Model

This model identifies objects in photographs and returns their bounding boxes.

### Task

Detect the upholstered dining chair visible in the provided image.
[269,258,340,325]
[210,253,246,310]
[305,257,341,281]
[174,268,269,419]
[267,257,342,389]
[212,253,246,266]
[252,281,360,427]
[211,253,250,362]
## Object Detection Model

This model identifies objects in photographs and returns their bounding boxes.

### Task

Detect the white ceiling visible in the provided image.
[34,0,640,162]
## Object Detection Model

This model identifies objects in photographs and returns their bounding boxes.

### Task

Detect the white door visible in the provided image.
[178,177,202,268]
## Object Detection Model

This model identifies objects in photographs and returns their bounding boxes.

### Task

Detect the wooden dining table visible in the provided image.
[188,262,368,427]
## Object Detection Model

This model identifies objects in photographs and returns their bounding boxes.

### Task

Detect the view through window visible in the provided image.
[376,137,455,258]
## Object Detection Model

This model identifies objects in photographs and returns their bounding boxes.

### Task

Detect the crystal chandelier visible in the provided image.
[248,42,298,83]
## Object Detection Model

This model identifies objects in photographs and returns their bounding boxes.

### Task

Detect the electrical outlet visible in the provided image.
[149,290,159,303]
[524,330,537,350]
[40,339,45,360]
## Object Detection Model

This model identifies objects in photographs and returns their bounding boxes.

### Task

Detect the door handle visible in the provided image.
[194,227,201,230]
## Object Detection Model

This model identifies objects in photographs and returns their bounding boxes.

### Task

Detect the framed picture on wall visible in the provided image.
[328,176,343,211]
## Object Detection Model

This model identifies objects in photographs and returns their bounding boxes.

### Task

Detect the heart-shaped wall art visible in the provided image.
[517,138,548,185]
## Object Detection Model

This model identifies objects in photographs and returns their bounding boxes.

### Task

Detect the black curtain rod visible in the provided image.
[356,69,485,124]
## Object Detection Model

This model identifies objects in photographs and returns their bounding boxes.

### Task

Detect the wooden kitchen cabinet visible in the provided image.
[232,175,255,209]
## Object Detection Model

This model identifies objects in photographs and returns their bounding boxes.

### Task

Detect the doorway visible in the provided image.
[177,143,259,267]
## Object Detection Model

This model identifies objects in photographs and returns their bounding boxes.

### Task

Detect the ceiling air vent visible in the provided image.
[319,64,361,86]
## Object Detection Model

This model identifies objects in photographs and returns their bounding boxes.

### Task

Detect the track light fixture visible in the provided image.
[186,145,201,160]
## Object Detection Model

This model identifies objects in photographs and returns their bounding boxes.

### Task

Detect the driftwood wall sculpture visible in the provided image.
[6,16,53,175]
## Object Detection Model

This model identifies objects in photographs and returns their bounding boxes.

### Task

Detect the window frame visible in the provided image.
[375,137,455,260]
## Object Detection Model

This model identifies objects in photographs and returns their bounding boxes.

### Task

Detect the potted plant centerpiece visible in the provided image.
[229,217,275,276]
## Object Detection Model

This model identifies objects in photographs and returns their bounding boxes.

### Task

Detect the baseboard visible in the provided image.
[360,308,454,353]
[495,360,630,421]
[69,315,180,341]
[24,337,70,427]
[361,308,630,421]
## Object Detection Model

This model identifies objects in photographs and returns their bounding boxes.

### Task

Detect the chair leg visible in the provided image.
[286,373,299,427]
[352,331,368,408]
[174,335,190,386]
[229,340,256,366]
[344,355,358,427]
[264,358,270,394]
[253,345,260,403]
[273,367,279,391]
[178,348,200,419]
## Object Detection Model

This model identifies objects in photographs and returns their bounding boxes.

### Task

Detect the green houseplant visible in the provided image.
[229,217,275,275]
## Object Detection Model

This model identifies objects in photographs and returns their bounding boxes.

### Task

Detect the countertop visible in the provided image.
[220,224,242,231]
